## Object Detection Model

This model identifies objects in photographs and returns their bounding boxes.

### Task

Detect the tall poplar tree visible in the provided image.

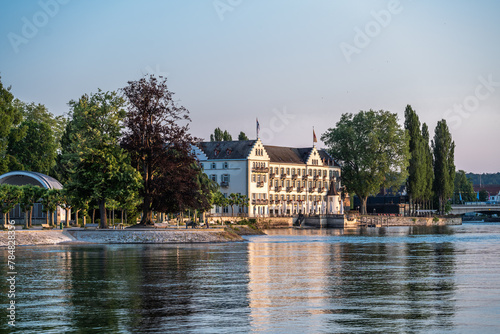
[432,120,455,214]
[404,105,427,214]
[421,123,434,209]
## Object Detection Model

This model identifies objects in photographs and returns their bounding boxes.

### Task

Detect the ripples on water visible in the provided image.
[1,223,500,333]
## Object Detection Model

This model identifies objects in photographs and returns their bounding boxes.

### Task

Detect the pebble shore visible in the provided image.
[0,228,243,247]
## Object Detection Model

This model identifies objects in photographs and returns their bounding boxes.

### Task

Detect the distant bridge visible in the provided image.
[450,204,500,215]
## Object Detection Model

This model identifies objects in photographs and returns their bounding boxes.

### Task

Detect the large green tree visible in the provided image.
[0,76,23,174]
[432,119,455,214]
[7,120,57,174]
[64,90,142,228]
[321,110,409,214]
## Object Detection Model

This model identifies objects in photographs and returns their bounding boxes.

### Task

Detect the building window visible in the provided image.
[292,168,295,175]
[211,162,216,169]
[280,168,284,175]
[286,180,290,187]
[263,175,266,182]
[210,175,217,182]
[275,180,278,187]
[252,174,256,182]
[223,162,228,169]
[297,169,301,176]
[200,163,204,170]
[222,174,230,182]
[286,168,290,175]
[275,167,279,174]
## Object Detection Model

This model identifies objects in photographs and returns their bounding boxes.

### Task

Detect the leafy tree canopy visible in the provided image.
[321,110,409,214]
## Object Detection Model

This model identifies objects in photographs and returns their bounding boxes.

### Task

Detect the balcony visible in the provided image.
[252,167,269,173]
[221,181,229,188]
[309,187,316,193]
[291,174,298,180]
[256,181,264,188]
[274,186,282,192]
[280,174,286,179]
[297,187,304,193]
[313,175,320,180]
[257,199,268,205]
[302,175,309,180]
[269,173,276,179]
[269,199,274,204]
[286,186,293,193]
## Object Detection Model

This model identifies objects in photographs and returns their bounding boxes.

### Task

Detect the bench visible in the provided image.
[85,223,99,229]
[154,222,170,229]
[41,224,52,229]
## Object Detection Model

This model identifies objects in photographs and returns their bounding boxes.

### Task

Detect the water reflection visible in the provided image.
[247,229,457,333]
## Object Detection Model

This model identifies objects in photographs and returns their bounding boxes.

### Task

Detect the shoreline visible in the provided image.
[0,228,246,247]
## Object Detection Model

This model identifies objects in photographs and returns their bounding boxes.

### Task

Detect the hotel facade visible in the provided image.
[193,139,344,217]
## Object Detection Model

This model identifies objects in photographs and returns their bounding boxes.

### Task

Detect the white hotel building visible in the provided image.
[193,139,343,217]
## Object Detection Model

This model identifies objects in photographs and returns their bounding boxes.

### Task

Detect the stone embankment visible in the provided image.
[0,228,243,247]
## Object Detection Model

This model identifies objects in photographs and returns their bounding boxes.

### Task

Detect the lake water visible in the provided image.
[2,223,500,333]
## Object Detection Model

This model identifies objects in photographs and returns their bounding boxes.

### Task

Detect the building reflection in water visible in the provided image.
[247,228,457,333]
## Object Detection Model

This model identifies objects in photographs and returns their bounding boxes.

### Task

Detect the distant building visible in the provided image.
[193,139,344,217]
[473,185,500,203]
[0,171,66,225]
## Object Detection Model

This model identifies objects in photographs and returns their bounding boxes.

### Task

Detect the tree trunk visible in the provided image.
[75,209,80,227]
[65,208,70,227]
[92,209,95,224]
[3,213,7,225]
[125,210,127,225]
[25,210,29,229]
[99,199,107,229]
[29,206,33,228]
[121,209,124,225]
[360,196,368,215]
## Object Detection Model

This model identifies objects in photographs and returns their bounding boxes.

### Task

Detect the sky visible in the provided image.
[1,0,499,173]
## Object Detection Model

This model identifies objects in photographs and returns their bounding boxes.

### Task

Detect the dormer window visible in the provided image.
[223,162,228,169]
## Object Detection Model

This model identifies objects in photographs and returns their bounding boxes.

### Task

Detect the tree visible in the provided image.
[453,170,476,203]
[65,90,142,228]
[479,189,488,202]
[238,131,249,141]
[122,75,198,225]
[210,127,232,141]
[432,120,455,214]
[13,99,67,151]
[0,76,22,174]
[0,184,22,224]
[321,110,409,215]
[228,193,239,216]
[421,123,434,210]
[404,105,427,215]
[18,185,43,228]
[237,193,249,215]
[40,188,60,226]
[7,120,57,174]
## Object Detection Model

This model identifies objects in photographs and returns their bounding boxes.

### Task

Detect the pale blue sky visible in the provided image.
[1,0,499,173]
